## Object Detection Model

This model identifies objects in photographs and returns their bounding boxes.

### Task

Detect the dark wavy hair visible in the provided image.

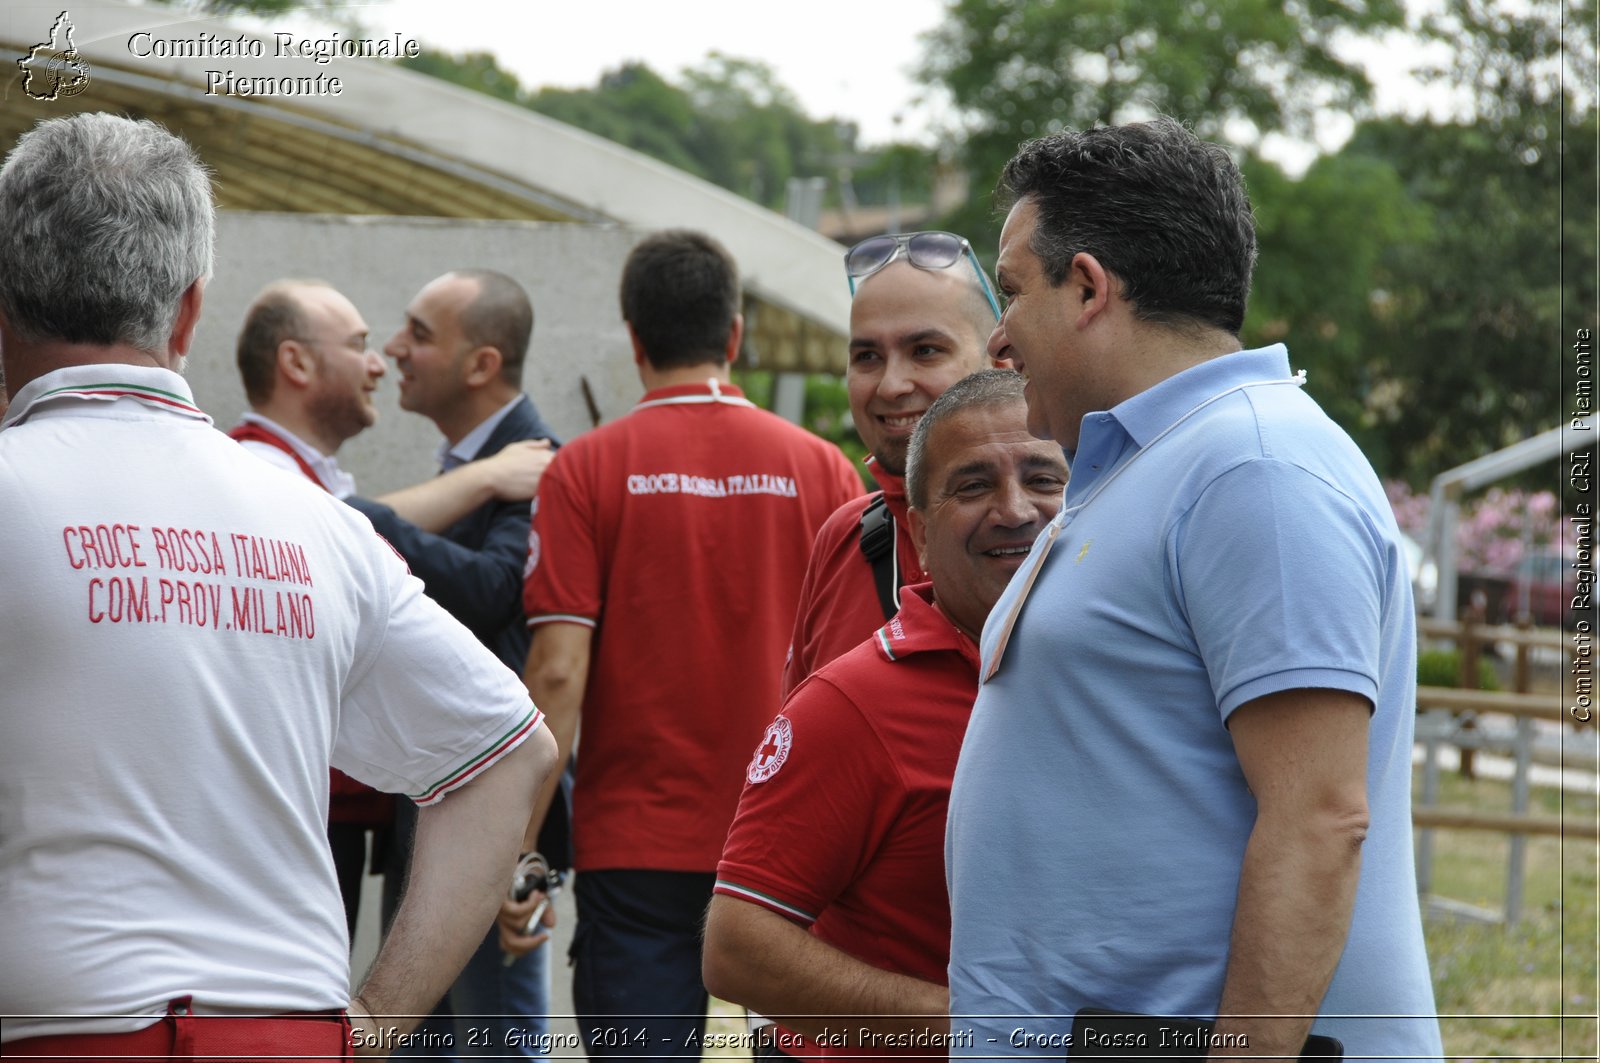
[997,118,1256,335]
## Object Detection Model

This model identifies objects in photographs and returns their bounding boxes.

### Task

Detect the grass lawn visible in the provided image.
[1418,768,1599,1059]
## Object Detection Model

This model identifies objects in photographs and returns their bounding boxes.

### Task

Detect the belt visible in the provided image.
[7,996,352,1060]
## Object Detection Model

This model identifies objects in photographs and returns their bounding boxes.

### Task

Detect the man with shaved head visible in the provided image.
[230,278,551,945]
[781,231,1006,697]
[348,268,569,1061]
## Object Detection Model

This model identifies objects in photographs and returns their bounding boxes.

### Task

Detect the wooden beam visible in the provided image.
[1417,618,1571,651]
[1413,807,1597,840]
[1416,686,1572,723]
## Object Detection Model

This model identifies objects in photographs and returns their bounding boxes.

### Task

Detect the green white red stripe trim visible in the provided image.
[411,706,542,806]
[36,380,206,417]
[713,879,816,924]
[875,625,899,661]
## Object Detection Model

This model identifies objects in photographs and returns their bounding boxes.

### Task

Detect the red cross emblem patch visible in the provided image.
[747,716,793,784]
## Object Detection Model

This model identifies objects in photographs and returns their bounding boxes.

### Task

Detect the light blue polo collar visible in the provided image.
[1109,344,1293,448]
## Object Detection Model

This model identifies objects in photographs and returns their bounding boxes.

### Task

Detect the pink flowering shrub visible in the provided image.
[1385,480,1562,575]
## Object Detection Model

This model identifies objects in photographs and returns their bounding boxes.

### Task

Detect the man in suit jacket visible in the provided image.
[347,269,568,1061]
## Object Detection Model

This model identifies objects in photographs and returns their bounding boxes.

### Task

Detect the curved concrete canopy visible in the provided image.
[0,0,851,372]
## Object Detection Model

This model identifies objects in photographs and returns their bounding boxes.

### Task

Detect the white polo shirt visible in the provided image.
[232,411,358,498]
[0,365,542,1041]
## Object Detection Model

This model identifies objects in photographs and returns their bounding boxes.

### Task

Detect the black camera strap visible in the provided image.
[856,492,899,621]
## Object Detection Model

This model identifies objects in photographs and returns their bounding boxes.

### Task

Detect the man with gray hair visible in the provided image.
[0,112,556,1056]
[706,371,1067,1056]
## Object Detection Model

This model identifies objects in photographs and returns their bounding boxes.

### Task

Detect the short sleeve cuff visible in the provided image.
[713,877,818,925]
[526,613,596,629]
[410,705,543,806]
[1219,668,1377,722]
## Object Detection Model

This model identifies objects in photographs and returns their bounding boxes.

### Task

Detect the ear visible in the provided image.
[722,312,744,367]
[907,505,930,572]
[167,277,207,361]
[1066,252,1115,329]
[625,323,649,368]
[462,345,504,388]
[0,313,17,399]
[277,339,317,389]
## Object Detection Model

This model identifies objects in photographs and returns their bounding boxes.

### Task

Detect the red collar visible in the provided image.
[635,379,752,410]
[227,421,327,491]
[865,455,908,505]
[872,583,980,671]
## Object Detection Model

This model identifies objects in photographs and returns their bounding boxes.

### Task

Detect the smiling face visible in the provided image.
[298,286,383,447]
[847,261,992,477]
[383,273,479,423]
[908,398,1069,641]
[991,198,1094,449]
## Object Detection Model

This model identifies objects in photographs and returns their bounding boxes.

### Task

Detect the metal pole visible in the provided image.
[1416,709,1448,898]
[1506,714,1535,925]
[773,373,807,425]
[1436,500,1460,623]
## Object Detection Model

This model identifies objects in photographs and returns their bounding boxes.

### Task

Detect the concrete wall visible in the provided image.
[189,213,648,493]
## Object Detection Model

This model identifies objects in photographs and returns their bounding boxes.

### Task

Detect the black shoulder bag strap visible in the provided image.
[856,492,899,621]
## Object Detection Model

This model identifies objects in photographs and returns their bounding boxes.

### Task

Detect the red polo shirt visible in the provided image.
[716,583,978,1058]
[780,461,926,698]
[524,380,862,872]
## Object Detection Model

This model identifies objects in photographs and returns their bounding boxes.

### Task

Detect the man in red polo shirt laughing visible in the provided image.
[705,370,1066,1057]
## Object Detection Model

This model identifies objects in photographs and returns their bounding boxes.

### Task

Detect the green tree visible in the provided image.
[680,54,846,206]
[525,54,850,209]
[398,48,919,216]
[847,142,940,214]
[917,0,1594,486]
[531,63,707,180]
[1240,149,1429,476]
[921,0,1406,243]
[1333,0,1596,484]
[400,48,528,106]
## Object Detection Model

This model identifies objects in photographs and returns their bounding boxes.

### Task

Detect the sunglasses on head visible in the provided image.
[844,230,1002,319]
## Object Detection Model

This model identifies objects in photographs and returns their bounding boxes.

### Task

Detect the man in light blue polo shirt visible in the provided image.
[945,118,1443,1060]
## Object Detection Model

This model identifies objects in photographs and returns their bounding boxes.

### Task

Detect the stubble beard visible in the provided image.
[873,438,909,478]
[306,386,373,450]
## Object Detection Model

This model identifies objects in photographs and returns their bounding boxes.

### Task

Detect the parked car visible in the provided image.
[1504,551,1575,627]
[1451,552,1574,627]
[1402,537,1576,628]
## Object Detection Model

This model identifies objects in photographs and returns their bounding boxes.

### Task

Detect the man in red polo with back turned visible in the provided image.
[780,231,1004,697]
[510,230,861,1057]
